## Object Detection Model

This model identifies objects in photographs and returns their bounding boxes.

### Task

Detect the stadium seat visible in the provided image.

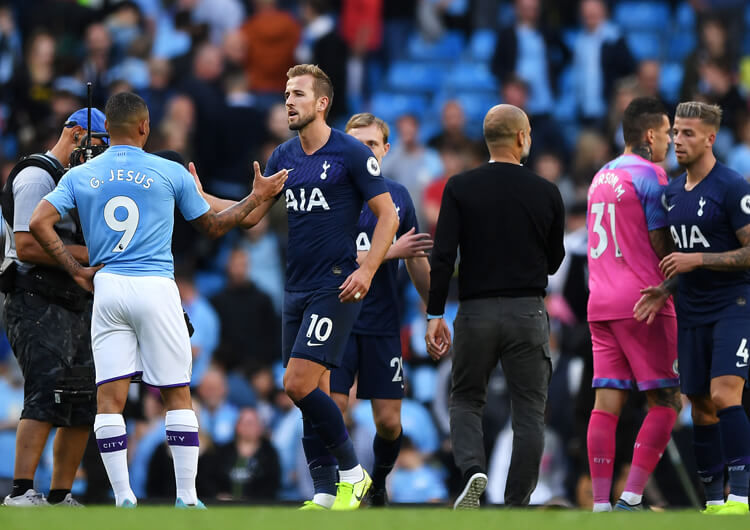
[614,2,670,32]
[667,31,696,62]
[370,91,429,123]
[386,61,444,93]
[659,62,684,104]
[442,62,499,92]
[468,29,497,62]
[675,1,695,30]
[407,31,465,62]
[626,31,663,61]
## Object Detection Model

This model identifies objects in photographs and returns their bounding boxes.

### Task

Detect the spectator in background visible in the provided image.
[607,76,639,153]
[81,23,113,109]
[213,72,268,199]
[680,17,733,103]
[178,43,225,192]
[340,0,383,104]
[296,0,349,121]
[11,31,56,153]
[176,267,220,388]
[635,60,661,101]
[196,367,240,445]
[241,0,300,103]
[696,58,746,140]
[388,437,448,503]
[572,0,635,128]
[533,151,576,207]
[492,0,569,119]
[139,57,173,129]
[199,407,281,500]
[570,130,611,189]
[0,360,24,496]
[259,102,296,164]
[210,247,280,372]
[237,216,285,313]
[422,146,466,235]
[501,74,559,162]
[728,113,750,178]
[427,100,475,153]
[381,114,443,227]
[188,0,246,46]
[154,94,195,164]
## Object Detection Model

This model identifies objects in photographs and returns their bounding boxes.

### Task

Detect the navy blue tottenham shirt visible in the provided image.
[352,178,419,336]
[266,128,388,291]
[664,161,750,325]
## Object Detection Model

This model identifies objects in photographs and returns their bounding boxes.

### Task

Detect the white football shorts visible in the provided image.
[92,272,192,387]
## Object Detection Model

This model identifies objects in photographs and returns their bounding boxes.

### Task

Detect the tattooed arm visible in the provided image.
[699,224,750,271]
[190,163,287,238]
[29,200,101,292]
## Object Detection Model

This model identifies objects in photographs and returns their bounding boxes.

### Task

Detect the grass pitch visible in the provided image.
[1,506,748,530]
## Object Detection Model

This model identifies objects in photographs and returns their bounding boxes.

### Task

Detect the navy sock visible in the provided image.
[693,423,725,502]
[718,406,750,498]
[295,388,359,470]
[302,417,338,496]
[10,479,34,498]
[372,430,402,490]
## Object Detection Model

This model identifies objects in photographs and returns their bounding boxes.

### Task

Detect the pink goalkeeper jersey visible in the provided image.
[587,154,675,322]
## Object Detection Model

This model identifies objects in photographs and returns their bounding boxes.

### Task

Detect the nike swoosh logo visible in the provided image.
[667,205,676,211]
[354,491,364,501]
[307,341,323,347]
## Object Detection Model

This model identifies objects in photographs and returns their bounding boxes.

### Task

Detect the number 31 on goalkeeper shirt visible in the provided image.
[590,202,622,259]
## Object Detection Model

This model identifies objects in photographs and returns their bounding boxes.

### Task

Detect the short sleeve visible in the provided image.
[42,173,77,224]
[346,139,388,201]
[725,175,750,232]
[397,188,419,236]
[632,169,668,231]
[175,166,210,221]
[265,149,284,200]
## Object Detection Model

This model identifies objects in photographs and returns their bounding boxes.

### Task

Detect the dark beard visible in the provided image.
[289,112,315,131]
[631,143,653,161]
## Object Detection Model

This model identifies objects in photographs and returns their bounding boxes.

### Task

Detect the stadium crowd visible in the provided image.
[0,0,749,507]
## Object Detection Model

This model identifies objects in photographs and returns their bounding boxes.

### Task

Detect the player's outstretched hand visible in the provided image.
[425,318,451,361]
[188,162,205,195]
[633,285,670,325]
[251,161,287,202]
[659,252,702,279]
[73,264,104,293]
[388,227,433,259]
[339,268,372,303]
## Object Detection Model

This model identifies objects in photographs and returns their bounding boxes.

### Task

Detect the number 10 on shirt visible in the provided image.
[590,202,622,259]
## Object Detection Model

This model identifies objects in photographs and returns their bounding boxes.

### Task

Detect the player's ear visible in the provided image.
[383,142,390,156]
[646,128,655,145]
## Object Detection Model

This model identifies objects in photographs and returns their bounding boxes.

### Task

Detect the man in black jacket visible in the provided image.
[425,104,565,509]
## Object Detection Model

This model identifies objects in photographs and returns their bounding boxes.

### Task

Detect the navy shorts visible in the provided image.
[678,317,750,395]
[282,287,362,369]
[330,333,405,400]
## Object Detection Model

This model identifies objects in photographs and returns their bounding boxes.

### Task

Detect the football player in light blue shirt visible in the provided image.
[29,91,287,508]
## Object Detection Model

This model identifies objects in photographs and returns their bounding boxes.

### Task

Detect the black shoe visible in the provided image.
[368,487,388,507]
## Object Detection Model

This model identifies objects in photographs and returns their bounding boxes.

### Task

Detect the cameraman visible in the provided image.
[1,108,107,506]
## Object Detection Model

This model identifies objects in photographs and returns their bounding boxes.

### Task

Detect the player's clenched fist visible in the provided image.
[659,252,702,279]
[251,161,288,202]
[339,268,372,303]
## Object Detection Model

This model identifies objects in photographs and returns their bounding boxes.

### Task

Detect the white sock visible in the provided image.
[338,464,364,484]
[620,491,642,505]
[728,494,748,504]
[706,499,725,506]
[312,493,335,508]
[94,414,136,507]
[165,409,200,505]
[592,502,612,512]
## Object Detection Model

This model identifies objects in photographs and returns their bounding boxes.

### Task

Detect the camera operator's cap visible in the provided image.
[65,108,109,145]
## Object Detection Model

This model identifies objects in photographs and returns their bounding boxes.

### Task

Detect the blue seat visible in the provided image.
[626,31,663,61]
[469,29,497,62]
[407,31,465,62]
[667,31,696,62]
[614,2,670,31]
[675,1,695,30]
[659,62,684,103]
[370,92,428,123]
[387,61,443,92]
[442,62,498,92]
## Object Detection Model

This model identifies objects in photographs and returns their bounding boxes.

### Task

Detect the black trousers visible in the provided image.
[449,296,551,506]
